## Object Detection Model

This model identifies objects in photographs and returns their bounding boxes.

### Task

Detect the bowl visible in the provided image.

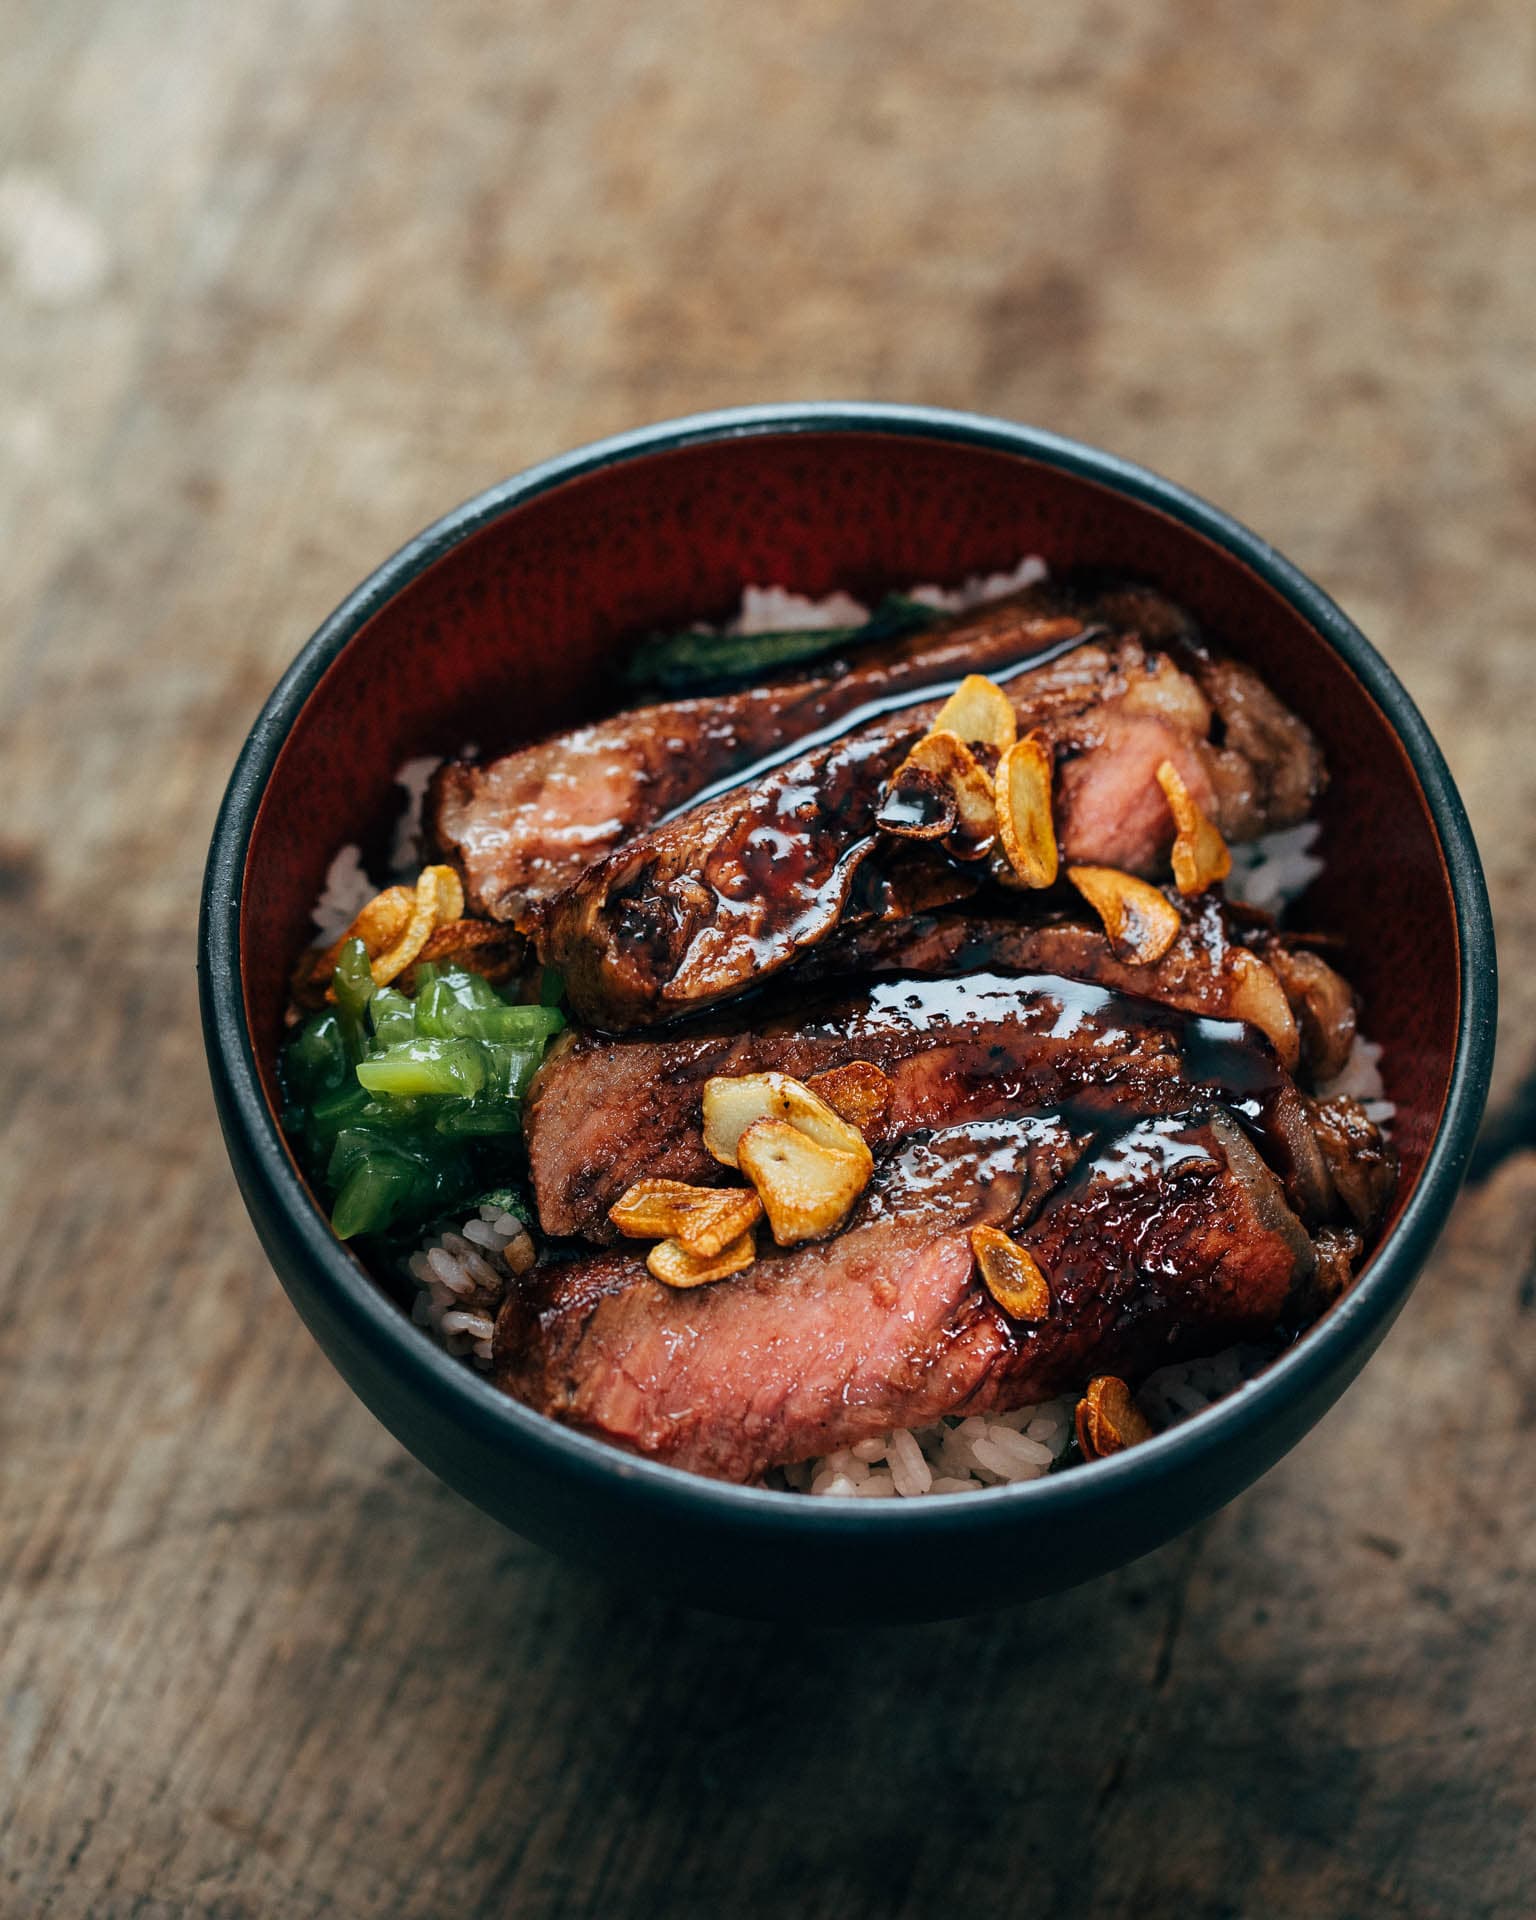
[200,403,1496,1621]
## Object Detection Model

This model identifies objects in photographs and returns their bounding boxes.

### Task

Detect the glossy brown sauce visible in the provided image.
[660,628,1097,822]
[860,1112,1076,1221]
[765,967,1297,1186]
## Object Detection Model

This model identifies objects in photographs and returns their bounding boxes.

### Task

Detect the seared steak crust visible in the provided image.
[433,587,1095,923]
[809,902,1359,1084]
[541,624,1322,1030]
[496,1109,1315,1482]
[524,967,1344,1244]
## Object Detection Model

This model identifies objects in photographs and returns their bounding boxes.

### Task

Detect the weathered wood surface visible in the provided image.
[2,3,1532,1915]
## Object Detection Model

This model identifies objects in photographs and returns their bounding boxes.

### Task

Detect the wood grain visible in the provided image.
[1,2,1531,1914]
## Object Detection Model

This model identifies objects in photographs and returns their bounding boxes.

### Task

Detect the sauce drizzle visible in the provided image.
[660,629,1097,822]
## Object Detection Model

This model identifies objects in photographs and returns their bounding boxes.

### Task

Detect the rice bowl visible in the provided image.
[201,404,1492,1617]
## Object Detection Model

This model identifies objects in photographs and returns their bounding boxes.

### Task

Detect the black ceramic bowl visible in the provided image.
[200,403,1495,1621]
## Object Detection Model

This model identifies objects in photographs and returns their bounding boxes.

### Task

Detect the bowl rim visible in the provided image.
[199,400,1497,1532]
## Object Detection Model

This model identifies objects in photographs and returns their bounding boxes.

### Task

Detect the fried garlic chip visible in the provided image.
[369,865,465,986]
[736,1118,871,1246]
[1155,758,1232,896]
[647,1230,758,1289]
[1066,864,1182,966]
[904,730,997,852]
[994,732,1058,889]
[291,884,414,1007]
[703,1071,873,1170]
[1075,1376,1156,1460]
[610,1179,764,1258]
[343,885,415,956]
[805,1060,891,1135]
[1226,947,1301,1071]
[881,728,997,857]
[931,674,1017,753]
[970,1226,1051,1321]
[294,866,473,1006]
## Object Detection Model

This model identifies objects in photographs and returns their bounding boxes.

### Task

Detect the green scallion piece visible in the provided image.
[356,1039,487,1099]
[623,594,939,694]
[331,1154,421,1239]
[332,937,375,1062]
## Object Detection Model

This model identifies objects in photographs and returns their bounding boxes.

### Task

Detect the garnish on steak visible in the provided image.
[534,592,1322,1029]
[432,585,1096,925]
[523,951,1350,1243]
[279,566,1395,1493]
[495,1107,1323,1484]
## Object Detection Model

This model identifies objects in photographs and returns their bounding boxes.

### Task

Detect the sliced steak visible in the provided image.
[1070,581,1325,842]
[524,969,1348,1243]
[432,587,1095,923]
[1307,1094,1399,1230]
[806,901,1359,1084]
[496,1108,1316,1483]
[1261,941,1359,1083]
[542,622,1322,1029]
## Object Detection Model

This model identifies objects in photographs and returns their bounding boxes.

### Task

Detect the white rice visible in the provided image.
[905,553,1050,615]
[310,755,447,941]
[782,1340,1286,1498]
[1136,1343,1272,1427]
[727,583,873,634]
[725,554,1049,637]
[1226,820,1324,913]
[780,1399,1074,1496]
[388,753,446,879]
[311,843,378,943]
[1319,1034,1394,1126]
[405,1203,535,1366]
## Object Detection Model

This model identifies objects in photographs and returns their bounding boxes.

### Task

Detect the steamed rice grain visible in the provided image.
[725,555,1049,637]
[406,1203,534,1366]
[1225,820,1324,913]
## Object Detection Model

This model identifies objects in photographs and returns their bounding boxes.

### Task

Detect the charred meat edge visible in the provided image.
[432,585,1100,924]
[525,954,1387,1245]
[497,1107,1319,1483]
[539,620,1321,1030]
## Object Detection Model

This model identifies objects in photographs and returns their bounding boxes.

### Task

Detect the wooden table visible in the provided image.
[3,4,1532,1914]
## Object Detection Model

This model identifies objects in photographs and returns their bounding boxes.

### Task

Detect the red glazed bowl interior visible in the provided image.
[243,429,1458,1240]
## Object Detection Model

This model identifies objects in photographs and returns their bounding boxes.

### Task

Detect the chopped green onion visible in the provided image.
[368,986,416,1047]
[331,1153,424,1239]
[457,1003,563,1044]
[414,978,560,1044]
[284,1009,351,1099]
[280,934,565,1245]
[623,594,939,693]
[482,1042,543,1103]
[307,1082,371,1140]
[356,1038,487,1099]
[332,937,374,1062]
[434,1103,524,1137]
